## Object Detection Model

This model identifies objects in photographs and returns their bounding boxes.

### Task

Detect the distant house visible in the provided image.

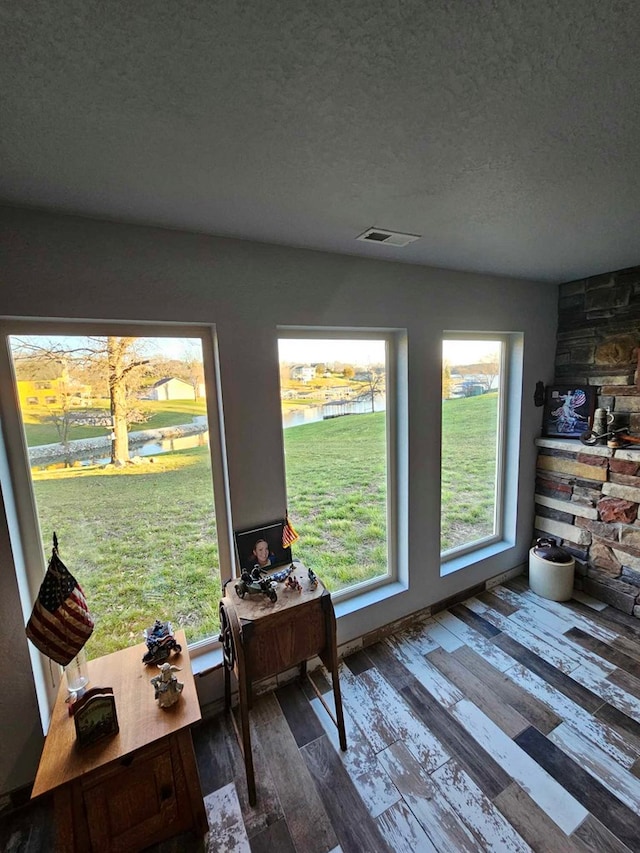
[17,378,92,408]
[290,365,316,382]
[148,377,195,400]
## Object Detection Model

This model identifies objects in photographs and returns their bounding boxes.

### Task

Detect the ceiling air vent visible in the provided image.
[356,227,421,248]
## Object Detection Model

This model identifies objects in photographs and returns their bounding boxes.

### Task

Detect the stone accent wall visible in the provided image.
[535,263,640,619]
[556,265,640,430]
[534,439,640,617]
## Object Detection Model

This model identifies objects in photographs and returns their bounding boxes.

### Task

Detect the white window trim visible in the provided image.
[440,332,519,573]
[0,318,233,726]
[277,326,408,604]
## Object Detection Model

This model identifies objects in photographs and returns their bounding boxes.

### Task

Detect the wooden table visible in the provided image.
[219,564,347,805]
[31,631,208,852]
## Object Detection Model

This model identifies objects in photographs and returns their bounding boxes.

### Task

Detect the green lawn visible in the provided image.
[32,447,220,659]
[29,395,497,658]
[441,393,498,550]
[283,413,388,590]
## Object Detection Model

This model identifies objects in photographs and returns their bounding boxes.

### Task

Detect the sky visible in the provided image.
[10,335,203,362]
[442,339,501,365]
[278,339,386,366]
[278,337,500,366]
[11,334,499,368]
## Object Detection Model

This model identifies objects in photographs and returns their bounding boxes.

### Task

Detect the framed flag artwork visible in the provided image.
[542,385,596,438]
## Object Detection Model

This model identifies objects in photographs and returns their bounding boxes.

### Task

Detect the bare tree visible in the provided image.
[477,354,500,393]
[105,337,149,464]
[12,335,148,465]
[180,341,205,400]
[357,366,385,413]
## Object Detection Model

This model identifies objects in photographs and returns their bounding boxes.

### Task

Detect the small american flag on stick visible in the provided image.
[26,533,94,666]
[282,514,299,549]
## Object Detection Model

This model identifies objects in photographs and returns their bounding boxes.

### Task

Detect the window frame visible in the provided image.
[0,318,232,726]
[277,327,404,603]
[440,332,510,565]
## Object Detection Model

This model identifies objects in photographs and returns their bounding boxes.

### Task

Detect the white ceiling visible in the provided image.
[2,1,640,283]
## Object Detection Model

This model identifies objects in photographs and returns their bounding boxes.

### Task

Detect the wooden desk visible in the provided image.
[31,631,208,852]
[219,564,347,805]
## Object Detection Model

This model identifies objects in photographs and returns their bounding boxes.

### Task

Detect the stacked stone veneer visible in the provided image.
[535,263,640,619]
[534,439,640,618]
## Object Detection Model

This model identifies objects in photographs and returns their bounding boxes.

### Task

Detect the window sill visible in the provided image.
[333,580,407,620]
[189,644,223,677]
[440,539,512,577]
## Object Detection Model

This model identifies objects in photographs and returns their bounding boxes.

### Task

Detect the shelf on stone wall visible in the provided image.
[534,435,640,620]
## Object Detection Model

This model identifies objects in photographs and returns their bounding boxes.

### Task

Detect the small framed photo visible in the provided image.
[542,385,596,438]
[73,687,119,748]
[234,520,292,574]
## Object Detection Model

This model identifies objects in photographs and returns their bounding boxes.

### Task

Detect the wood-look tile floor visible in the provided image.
[3,579,640,852]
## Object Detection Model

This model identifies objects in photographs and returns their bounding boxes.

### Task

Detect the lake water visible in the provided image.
[43,430,212,467]
[282,398,386,428]
[41,399,386,466]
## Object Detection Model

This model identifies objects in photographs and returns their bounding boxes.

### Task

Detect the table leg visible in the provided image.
[320,591,348,752]
[226,602,257,806]
[237,662,256,805]
[175,729,209,837]
[330,667,348,752]
[223,662,231,710]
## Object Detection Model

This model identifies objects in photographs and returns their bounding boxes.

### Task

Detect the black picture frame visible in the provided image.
[542,385,596,438]
[234,520,292,574]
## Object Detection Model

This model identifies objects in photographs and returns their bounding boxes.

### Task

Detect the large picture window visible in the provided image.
[1,325,226,662]
[441,336,506,558]
[278,334,394,595]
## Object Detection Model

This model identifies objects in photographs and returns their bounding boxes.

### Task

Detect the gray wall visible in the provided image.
[0,206,558,793]
[0,496,43,794]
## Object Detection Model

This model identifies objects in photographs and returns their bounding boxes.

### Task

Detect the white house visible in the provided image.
[148,377,195,401]
[290,365,316,383]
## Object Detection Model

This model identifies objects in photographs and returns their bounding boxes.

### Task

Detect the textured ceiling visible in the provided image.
[2,1,640,282]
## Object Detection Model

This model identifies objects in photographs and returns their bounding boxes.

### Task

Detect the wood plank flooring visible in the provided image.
[3,579,640,852]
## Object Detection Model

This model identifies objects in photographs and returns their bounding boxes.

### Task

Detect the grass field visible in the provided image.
[441,392,498,550]
[283,413,388,588]
[32,447,220,659]
[29,394,497,658]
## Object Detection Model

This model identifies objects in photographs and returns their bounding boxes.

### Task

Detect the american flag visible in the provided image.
[282,514,299,549]
[26,535,94,666]
[572,390,586,408]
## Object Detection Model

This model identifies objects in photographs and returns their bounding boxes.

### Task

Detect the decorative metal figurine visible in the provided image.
[592,407,609,443]
[580,410,640,448]
[234,568,278,602]
[285,574,302,593]
[271,563,294,583]
[142,620,182,665]
[307,567,318,590]
[150,662,183,708]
